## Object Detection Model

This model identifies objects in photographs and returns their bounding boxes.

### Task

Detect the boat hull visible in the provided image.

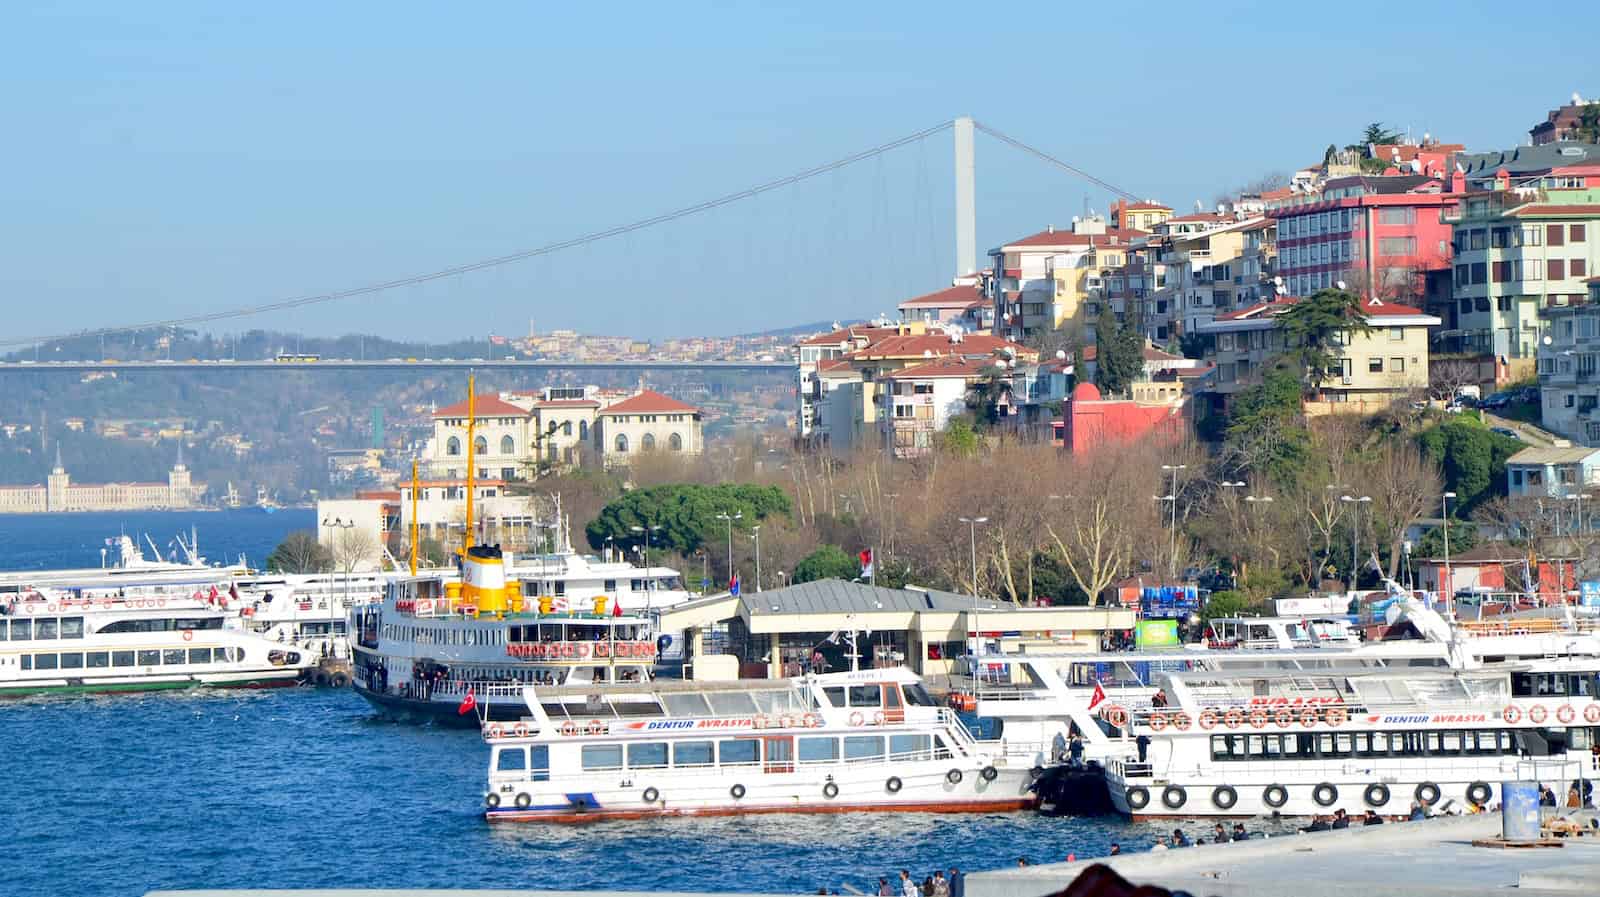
[1110,775,1527,819]
[487,797,1036,823]
[353,683,525,726]
[0,672,302,699]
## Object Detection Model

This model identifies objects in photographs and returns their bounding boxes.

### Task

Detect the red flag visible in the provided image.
[457,688,477,716]
[612,597,623,617]
[1087,681,1106,712]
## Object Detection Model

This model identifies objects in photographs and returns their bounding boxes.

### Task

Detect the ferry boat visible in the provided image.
[351,544,659,725]
[1102,655,1600,819]
[481,668,1041,822]
[0,591,315,696]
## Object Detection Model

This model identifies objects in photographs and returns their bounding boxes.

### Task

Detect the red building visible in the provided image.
[1415,544,1576,603]
[1270,174,1458,304]
[1061,381,1186,453]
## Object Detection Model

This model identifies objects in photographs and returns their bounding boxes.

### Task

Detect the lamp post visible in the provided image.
[958,516,989,661]
[1160,464,1188,579]
[1340,495,1372,591]
[1442,492,1457,614]
[750,524,763,593]
[716,512,742,588]
[629,523,663,611]
[322,516,355,655]
[884,492,899,561]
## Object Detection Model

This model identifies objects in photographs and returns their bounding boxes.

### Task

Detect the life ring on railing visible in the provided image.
[560,644,575,658]
[1503,705,1523,724]
[1557,705,1576,724]
[1364,783,1390,808]
[1223,708,1244,729]
[872,711,885,726]
[1248,710,1268,729]
[182,630,193,642]
[802,713,819,728]
[593,642,609,658]
[1528,704,1549,724]
[1299,707,1321,727]
[1148,712,1168,732]
[1273,709,1293,728]
[45,603,57,613]
[559,721,578,736]
[513,723,530,737]
[848,711,864,726]
[1198,709,1218,730]
[486,724,504,738]
[157,597,167,608]
[1171,711,1192,732]
[1103,706,1128,727]
[1586,704,1600,724]
[575,644,591,659]
[584,719,604,735]
[753,714,769,729]
[1324,707,1348,727]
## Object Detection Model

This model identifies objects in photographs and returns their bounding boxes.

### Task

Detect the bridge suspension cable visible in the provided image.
[4,120,955,349]
[972,120,1142,202]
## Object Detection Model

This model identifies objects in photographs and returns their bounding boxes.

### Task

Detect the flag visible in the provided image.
[1087,681,1106,712]
[859,548,874,579]
[611,597,623,617]
[729,573,741,597]
[457,688,476,716]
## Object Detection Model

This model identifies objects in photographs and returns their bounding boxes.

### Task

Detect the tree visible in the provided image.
[964,364,1014,428]
[332,526,380,574]
[1365,444,1443,578]
[1360,122,1402,147]
[936,418,980,458]
[1045,451,1149,606]
[793,545,861,583]
[1416,418,1520,514]
[1577,102,1600,143]
[266,530,332,573]
[584,483,792,556]
[1222,363,1310,481]
[1093,310,1143,398]
[1275,287,1373,394]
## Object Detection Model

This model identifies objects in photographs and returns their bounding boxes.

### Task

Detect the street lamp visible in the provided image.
[322,516,355,657]
[1442,492,1457,614]
[715,512,742,589]
[1160,464,1188,579]
[629,523,663,611]
[958,516,989,661]
[750,524,763,593]
[1340,495,1372,591]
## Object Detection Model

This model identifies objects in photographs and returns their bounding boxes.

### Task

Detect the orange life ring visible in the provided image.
[1148,712,1168,732]
[1586,705,1600,724]
[1299,707,1321,727]
[1104,705,1128,727]
[486,724,504,738]
[1503,705,1522,724]
[585,720,604,735]
[1223,708,1244,729]
[575,644,591,659]
[559,720,578,736]
[1198,709,1218,730]
[849,711,864,726]
[45,603,57,613]
[513,722,530,737]
[872,711,885,726]
[182,630,193,642]
[1171,712,1192,732]
[593,642,609,658]
[1274,709,1293,728]
[1324,707,1348,727]
[753,714,769,729]
[157,597,167,608]
[802,713,819,728]
[1557,705,1576,724]
[1248,710,1268,729]
[560,644,575,658]
[1528,704,1548,724]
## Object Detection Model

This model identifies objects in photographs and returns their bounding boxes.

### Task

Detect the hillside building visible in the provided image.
[0,446,206,513]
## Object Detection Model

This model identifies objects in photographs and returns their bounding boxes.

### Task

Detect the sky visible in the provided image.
[2,1,1596,344]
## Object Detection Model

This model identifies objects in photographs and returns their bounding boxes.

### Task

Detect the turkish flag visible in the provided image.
[457,688,477,716]
[1088,681,1107,712]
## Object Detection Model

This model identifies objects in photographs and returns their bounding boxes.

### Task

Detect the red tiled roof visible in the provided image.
[1124,201,1171,211]
[1507,204,1600,218]
[1000,228,1143,249]
[816,358,854,373]
[847,332,1030,360]
[796,325,896,347]
[884,357,991,379]
[897,284,986,308]
[600,389,698,415]
[433,394,529,418]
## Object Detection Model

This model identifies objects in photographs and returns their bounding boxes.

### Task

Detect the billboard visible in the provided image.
[1135,619,1180,648]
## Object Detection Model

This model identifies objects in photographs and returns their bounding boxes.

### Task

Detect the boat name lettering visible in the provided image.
[1246,697,1343,707]
[1368,712,1490,725]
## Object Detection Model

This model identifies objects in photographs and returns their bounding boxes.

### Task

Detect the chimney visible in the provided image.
[1047,224,1055,234]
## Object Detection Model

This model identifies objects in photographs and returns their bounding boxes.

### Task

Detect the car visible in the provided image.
[1490,426,1521,440]
[1481,392,1513,409]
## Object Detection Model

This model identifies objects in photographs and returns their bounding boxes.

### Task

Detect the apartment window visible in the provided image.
[1379,208,1416,226]
[1469,229,1487,250]
[1492,261,1510,283]
[1573,259,1588,278]
[1549,224,1566,247]
[1527,262,1543,281]
[1497,296,1513,311]
[1471,262,1487,284]
[1389,327,1405,342]
[1459,298,1472,314]
[1549,259,1566,280]
[1368,357,1384,373]
[1573,224,1588,242]
[1379,237,1416,256]
[1455,264,1468,287]
[1491,228,1511,248]
[1521,226,1543,247]
[1567,394,1577,408]
[1390,357,1406,373]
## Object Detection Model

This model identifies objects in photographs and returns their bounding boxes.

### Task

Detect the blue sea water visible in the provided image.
[0,508,316,573]
[0,510,1175,897]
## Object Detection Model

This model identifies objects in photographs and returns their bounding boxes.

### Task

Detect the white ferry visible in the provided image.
[0,592,315,697]
[351,544,659,725]
[1103,655,1600,819]
[482,668,1041,822]
[234,570,391,661]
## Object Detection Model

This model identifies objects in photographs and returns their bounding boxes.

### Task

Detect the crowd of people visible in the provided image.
[870,868,963,897]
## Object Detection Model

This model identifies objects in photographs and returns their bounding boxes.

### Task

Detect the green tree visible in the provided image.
[266,530,332,573]
[1415,418,1520,513]
[1412,518,1477,560]
[584,484,792,555]
[937,418,980,458]
[1360,122,1401,146]
[965,364,1014,428]
[1093,310,1143,397]
[1276,287,1373,394]
[793,545,861,583]
[1201,590,1258,622]
[1223,363,1310,481]
[1577,102,1600,143]
[1178,330,1211,361]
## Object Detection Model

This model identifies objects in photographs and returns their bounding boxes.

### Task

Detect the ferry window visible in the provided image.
[844,735,885,760]
[822,687,846,707]
[903,684,938,707]
[673,741,714,767]
[59,652,84,669]
[1440,731,1462,754]
[36,619,58,639]
[884,687,903,710]
[707,692,759,715]
[0,620,6,641]
[9,620,29,640]
[798,737,839,762]
[848,685,881,707]
[627,743,669,769]
[718,739,760,766]
[933,735,952,760]
[188,648,211,664]
[604,580,617,592]
[1351,732,1378,757]
[60,618,84,639]
[889,733,930,760]
[20,655,31,670]
[662,693,711,716]
[531,746,549,781]
[1512,673,1536,696]
[163,649,187,665]
[496,747,528,772]
[35,654,58,670]
[137,650,160,666]
[112,651,134,667]
[1210,735,1230,761]
[87,652,110,668]
[581,745,623,770]
[1569,675,1596,697]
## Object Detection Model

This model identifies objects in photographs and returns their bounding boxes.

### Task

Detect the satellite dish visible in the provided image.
[1336,280,1347,291]
[1544,335,1554,346]
[1055,349,1068,360]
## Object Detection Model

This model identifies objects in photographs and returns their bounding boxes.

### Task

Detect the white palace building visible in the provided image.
[0,445,207,513]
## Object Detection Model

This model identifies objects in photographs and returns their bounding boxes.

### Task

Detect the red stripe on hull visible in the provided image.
[488,798,1036,824]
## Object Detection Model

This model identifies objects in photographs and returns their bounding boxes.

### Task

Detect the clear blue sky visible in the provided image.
[2,1,1593,343]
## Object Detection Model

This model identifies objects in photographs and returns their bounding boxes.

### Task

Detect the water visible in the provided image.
[0,508,315,572]
[0,511,1165,897]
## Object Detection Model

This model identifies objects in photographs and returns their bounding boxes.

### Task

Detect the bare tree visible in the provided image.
[1045,452,1149,605]
[332,526,381,575]
[1365,444,1442,579]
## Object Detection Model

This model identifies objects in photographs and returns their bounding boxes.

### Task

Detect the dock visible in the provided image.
[965,813,1600,897]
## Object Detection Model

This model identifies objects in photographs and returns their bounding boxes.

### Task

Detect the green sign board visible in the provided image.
[1135,619,1180,648]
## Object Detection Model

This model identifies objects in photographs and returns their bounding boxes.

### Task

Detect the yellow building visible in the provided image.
[1113,199,1175,233]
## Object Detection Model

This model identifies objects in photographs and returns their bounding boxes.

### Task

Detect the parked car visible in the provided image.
[1481,392,1513,409]
[1490,426,1522,440]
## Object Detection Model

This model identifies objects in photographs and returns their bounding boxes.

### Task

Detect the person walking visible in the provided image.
[1135,733,1151,763]
[877,879,892,897]
[947,869,963,897]
[900,870,917,897]
[932,871,949,897]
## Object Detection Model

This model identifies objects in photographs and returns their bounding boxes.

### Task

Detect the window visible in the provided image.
[1368,357,1384,373]
[798,737,839,762]
[613,434,628,453]
[1391,357,1405,373]
[188,648,212,664]
[1389,327,1404,342]
[1493,261,1510,283]
[673,741,715,767]
[1468,229,1486,250]
[1471,262,1487,284]
[60,617,84,638]
[163,649,186,665]
[844,735,886,760]
[87,651,109,668]
[496,747,527,772]
[473,436,487,455]
[1549,259,1566,281]
[888,733,931,759]
[627,742,669,769]
[499,435,514,454]
[9,619,29,641]
[1521,226,1543,246]
[1549,224,1566,247]
[640,433,656,451]
[581,744,623,770]
[59,651,83,669]
[669,433,683,451]
[848,685,881,707]
[36,618,58,639]
[1574,259,1588,278]
[1379,208,1416,226]
[1573,224,1588,242]
[137,649,160,666]
[35,653,58,670]
[1378,237,1416,256]
[446,436,461,456]
[1491,228,1510,248]
[112,650,134,667]
[718,739,760,765]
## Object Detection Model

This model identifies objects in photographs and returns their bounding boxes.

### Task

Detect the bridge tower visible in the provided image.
[953,115,976,277]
